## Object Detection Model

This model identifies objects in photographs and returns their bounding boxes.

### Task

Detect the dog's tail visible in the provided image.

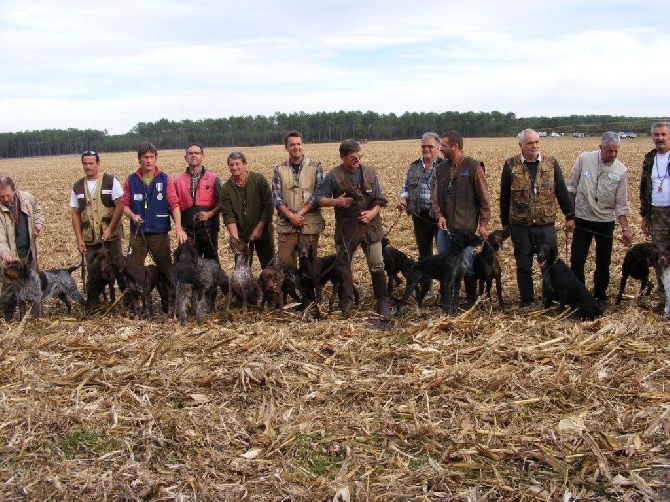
[67,262,83,275]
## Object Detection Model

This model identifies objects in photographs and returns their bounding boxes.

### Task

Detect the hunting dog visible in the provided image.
[173,240,205,326]
[381,237,422,296]
[395,230,483,317]
[111,255,162,320]
[2,260,87,319]
[473,229,509,309]
[658,254,670,319]
[227,236,260,314]
[615,242,664,305]
[536,244,602,320]
[197,258,229,312]
[296,241,359,318]
[86,248,121,308]
[258,263,286,316]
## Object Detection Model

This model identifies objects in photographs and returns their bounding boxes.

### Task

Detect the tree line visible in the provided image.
[0,110,658,159]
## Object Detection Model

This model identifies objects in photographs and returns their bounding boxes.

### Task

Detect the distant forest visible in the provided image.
[0,110,659,159]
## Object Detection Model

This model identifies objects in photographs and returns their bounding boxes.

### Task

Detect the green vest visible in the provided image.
[72,173,122,244]
[332,164,384,245]
[507,155,557,226]
[275,158,325,235]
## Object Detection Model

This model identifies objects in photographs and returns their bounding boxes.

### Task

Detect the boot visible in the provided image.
[463,275,477,308]
[371,271,391,318]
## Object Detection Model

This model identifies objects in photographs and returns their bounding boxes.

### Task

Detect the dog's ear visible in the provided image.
[308,243,314,261]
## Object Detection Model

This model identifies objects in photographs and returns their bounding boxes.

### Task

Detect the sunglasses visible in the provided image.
[82,150,97,155]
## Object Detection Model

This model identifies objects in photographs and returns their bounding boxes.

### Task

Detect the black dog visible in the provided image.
[615,242,663,304]
[536,244,602,320]
[381,237,424,297]
[473,229,509,309]
[395,230,483,316]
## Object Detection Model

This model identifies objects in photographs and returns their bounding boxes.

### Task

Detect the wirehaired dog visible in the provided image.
[173,240,205,326]
[2,260,87,319]
[395,230,483,317]
[87,248,117,308]
[296,241,359,318]
[615,242,663,304]
[111,255,160,320]
[658,254,670,319]
[197,258,229,312]
[258,263,285,315]
[536,244,602,320]
[381,237,421,296]
[227,236,260,314]
[473,229,509,309]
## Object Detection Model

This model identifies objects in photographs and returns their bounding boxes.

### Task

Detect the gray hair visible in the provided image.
[421,132,440,144]
[600,131,620,147]
[651,121,670,132]
[517,129,537,142]
[0,177,16,191]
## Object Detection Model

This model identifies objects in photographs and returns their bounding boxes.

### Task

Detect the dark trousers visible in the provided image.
[247,232,275,270]
[570,218,615,299]
[186,225,219,262]
[129,232,173,310]
[412,213,437,260]
[510,224,558,303]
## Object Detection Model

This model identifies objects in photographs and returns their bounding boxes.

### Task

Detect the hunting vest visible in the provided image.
[275,157,325,235]
[127,171,172,234]
[434,157,480,231]
[507,154,557,226]
[72,173,122,244]
[174,169,220,229]
[332,164,384,245]
[404,159,436,215]
[573,151,626,222]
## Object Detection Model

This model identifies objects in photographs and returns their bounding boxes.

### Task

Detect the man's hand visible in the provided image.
[34,226,43,237]
[565,219,575,233]
[2,253,12,265]
[621,229,633,247]
[76,238,86,254]
[176,227,187,244]
[357,210,375,225]
[437,216,447,231]
[478,225,488,239]
[396,198,407,212]
[336,194,354,208]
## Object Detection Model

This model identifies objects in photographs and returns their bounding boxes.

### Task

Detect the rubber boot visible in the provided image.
[371,271,391,318]
[464,274,477,308]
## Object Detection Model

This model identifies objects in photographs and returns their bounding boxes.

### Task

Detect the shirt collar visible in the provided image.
[521,153,542,163]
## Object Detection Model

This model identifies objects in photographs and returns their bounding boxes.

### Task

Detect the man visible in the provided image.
[567,131,631,305]
[500,129,575,310]
[397,132,442,261]
[640,120,670,307]
[122,141,187,313]
[315,139,390,317]
[173,143,221,261]
[0,177,45,321]
[220,151,274,269]
[431,131,491,306]
[271,131,325,268]
[70,150,125,306]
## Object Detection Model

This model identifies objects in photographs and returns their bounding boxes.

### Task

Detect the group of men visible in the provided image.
[1,121,669,321]
[399,122,669,312]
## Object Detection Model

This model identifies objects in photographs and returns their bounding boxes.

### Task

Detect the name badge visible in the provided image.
[607,172,621,181]
[459,170,469,176]
[133,194,143,201]
[101,189,112,195]
[76,194,85,199]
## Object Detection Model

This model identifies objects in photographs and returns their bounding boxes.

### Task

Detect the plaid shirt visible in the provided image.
[400,158,441,213]
[272,159,324,208]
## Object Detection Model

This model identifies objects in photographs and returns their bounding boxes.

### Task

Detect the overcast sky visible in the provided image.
[1,0,668,135]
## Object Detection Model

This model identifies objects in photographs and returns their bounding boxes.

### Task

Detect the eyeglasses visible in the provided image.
[345,154,363,162]
[82,150,97,155]
[421,145,435,150]
[186,150,202,155]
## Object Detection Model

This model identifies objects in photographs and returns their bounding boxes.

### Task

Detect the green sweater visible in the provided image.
[219,171,273,241]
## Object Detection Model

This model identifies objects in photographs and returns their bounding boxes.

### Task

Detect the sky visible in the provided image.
[1,0,668,135]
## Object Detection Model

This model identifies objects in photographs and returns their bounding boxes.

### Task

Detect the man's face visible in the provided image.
[228,158,246,177]
[600,144,619,163]
[285,136,303,161]
[340,150,362,171]
[439,137,456,161]
[0,186,15,206]
[81,155,100,178]
[653,126,670,154]
[520,132,541,160]
[185,147,204,169]
[139,152,157,171]
[421,137,439,164]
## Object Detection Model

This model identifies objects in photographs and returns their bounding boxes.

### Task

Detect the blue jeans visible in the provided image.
[436,229,474,277]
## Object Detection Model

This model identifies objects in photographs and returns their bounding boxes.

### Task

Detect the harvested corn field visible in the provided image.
[0,137,668,501]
